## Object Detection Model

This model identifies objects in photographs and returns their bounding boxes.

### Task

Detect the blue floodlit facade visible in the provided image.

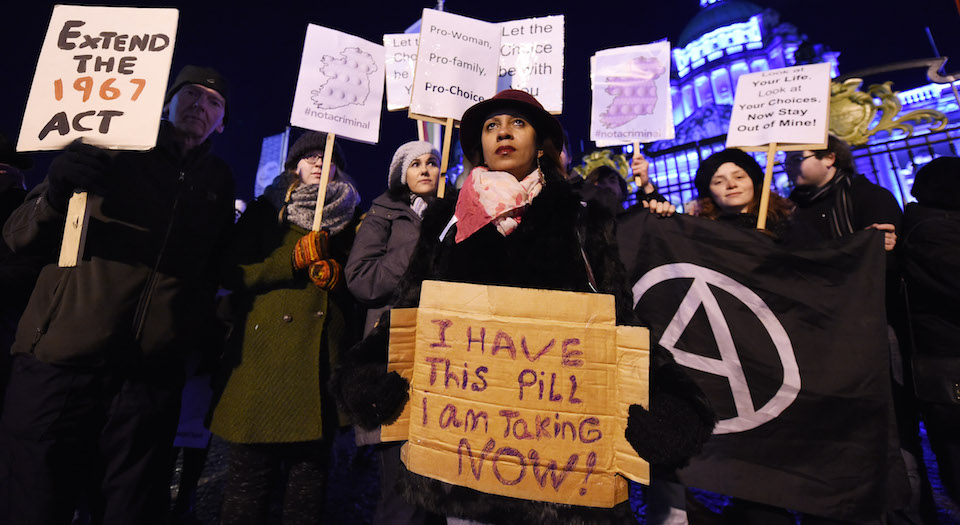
[624,0,960,211]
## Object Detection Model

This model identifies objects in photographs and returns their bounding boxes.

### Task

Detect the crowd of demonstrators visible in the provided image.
[0,53,953,525]
[208,130,361,525]
[0,65,234,525]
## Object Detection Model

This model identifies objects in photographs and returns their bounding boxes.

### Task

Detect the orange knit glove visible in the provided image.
[292,230,330,270]
[308,259,343,291]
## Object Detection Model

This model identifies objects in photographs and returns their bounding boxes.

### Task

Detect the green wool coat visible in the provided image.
[209,200,355,444]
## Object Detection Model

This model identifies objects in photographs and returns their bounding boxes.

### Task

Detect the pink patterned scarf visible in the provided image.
[454,166,544,243]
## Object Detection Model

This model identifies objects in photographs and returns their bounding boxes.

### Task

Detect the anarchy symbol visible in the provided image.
[633,263,800,434]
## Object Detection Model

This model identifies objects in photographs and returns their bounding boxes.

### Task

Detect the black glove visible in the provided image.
[45,140,110,212]
[336,365,410,430]
[625,392,715,468]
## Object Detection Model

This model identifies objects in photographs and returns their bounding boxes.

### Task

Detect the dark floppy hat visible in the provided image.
[694,148,764,198]
[458,89,563,166]
[164,65,230,124]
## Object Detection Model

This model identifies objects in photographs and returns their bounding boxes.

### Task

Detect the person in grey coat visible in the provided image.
[346,140,442,335]
[344,140,442,525]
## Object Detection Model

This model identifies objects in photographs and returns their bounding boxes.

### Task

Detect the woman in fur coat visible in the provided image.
[334,90,715,525]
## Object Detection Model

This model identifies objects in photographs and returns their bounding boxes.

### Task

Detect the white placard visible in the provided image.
[384,33,419,111]
[725,63,831,148]
[17,5,178,152]
[291,24,385,144]
[409,9,500,121]
[496,15,564,114]
[590,41,675,146]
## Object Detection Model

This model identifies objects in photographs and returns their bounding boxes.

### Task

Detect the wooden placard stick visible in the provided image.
[58,191,91,267]
[311,133,337,232]
[755,142,778,230]
[416,119,425,141]
[437,117,455,199]
[632,141,643,185]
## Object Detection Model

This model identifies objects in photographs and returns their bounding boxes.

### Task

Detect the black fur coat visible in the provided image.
[334,177,715,525]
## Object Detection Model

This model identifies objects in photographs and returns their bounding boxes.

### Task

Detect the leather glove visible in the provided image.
[292,230,331,270]
[625,393,715,468]
[307,259,342,291]
[46,140,110,212]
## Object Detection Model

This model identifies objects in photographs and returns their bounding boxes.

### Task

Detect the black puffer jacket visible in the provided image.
[334,175,715,525]
[2,122,235,366]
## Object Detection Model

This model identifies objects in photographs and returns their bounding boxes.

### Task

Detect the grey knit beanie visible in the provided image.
[389,140,440,191]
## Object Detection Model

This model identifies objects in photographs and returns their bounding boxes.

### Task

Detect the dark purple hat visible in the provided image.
[694,148,764,199]
[458,89,563,167]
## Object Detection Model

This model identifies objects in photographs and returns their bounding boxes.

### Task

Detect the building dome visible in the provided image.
[677,0,763,47]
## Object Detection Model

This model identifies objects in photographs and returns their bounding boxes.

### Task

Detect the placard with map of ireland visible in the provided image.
[590,41,675,146]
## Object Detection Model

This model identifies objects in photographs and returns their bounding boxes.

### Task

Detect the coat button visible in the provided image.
[314,311,325,318]
[282,314,293,323]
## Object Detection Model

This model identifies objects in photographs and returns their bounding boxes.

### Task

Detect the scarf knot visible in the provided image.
[453,166,544,243]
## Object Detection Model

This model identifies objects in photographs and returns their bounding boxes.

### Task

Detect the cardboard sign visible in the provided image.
[291,24,385,144]
[384,33,419,111]
[382,281,650,508]
[409,9,500,122]
[17,5,178,152]
[726,63,831,149]
[590,41,675,147]
[497,15,564,114]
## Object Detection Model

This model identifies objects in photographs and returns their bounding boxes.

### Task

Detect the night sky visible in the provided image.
[4,1,960,205]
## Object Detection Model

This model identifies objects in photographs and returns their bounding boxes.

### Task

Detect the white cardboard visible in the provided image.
[291,24,385,144]
[384,33,419,111]
[725,63,831,148]
[496,15,564,114]
[590,42,675,146]
[17,5,179,152]
[409,9,500,122]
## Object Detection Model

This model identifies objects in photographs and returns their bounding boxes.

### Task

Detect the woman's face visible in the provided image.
[405,153,440,196]
[480,113,539,180]
[296,150,336,185]
[709,162,755,214]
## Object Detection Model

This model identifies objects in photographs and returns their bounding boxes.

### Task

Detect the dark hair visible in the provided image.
[537,132,567,183]
[585,165,628,197]
[814,135,855,173]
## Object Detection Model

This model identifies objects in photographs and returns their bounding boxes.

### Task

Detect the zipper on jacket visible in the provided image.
[131,169,186,340]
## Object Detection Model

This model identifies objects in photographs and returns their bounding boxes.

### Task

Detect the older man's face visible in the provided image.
[166,84,225,143]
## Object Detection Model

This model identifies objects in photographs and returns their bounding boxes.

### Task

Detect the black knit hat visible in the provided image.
[694,148,764,198]
[164,65,230,124]
[912,157,960,210]
[458,89,563,167]
[285,131,345,171]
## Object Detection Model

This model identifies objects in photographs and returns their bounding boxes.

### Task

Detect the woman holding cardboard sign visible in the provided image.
[334,90,715,524]
[210,131,361,524]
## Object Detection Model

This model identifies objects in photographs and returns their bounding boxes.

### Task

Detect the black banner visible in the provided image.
[617,211,907,520]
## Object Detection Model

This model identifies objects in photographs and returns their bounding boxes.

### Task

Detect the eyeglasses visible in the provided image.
[301,154,323,165]
[783,153,816,168]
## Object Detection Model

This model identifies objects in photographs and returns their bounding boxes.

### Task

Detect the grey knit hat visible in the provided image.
[389,140,440,191]
[285,131,345,171]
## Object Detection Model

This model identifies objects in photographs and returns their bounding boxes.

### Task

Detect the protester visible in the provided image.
[0,65,234,525]
[344,139,446,525]
[692,148,813,245]
[0,133,42,410]
[208,130,360,524]
[334,89,715,524]
[900,157,960,508]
